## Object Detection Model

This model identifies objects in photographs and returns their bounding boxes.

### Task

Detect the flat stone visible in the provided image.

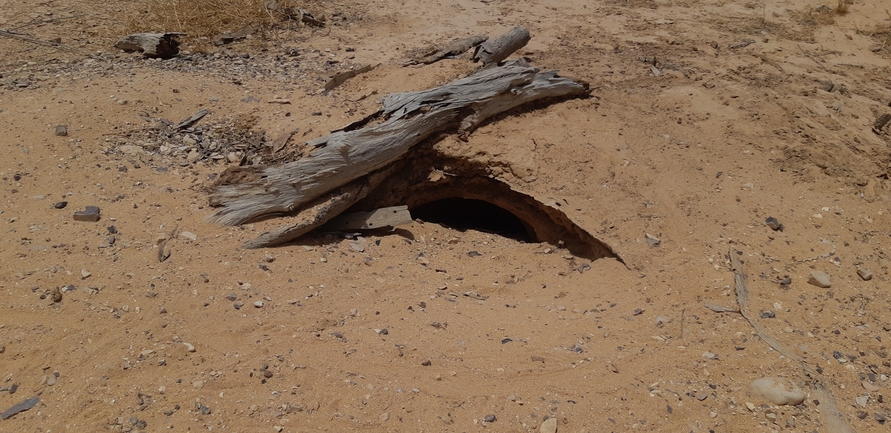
[645,233,661,247]
[118,145,144,155]
[53,201,67,209]
[750,377,806,406]
[54,125,68,136]
[180,231,197,241]
[857,268,873,281]
[807,271,831,288]
[540,417,558,433]
[73,206,101,222]
[186,149,201,162]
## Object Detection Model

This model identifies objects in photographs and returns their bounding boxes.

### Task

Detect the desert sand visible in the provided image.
[1,0,890,431]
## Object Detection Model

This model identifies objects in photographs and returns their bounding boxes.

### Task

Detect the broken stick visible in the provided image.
[409,35,489,65]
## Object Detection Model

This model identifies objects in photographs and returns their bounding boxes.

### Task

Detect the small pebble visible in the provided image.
[764,217,783,231]
[863,380,880,392]
[645,233,661,247]
[379,412,389,421]
[483,414,496,423]
[760,311,775,319]
[55,125,68,136]
[73,206,101,222]
[53,201,67,209]
[539,417,558,433]
[192,380,204,389]
[254,301,264,308]
[875,413,886,423]
[857,268,873,281]
[81,269,91,279]
[233,302,244,309]
[225,293,237,301]
[807,271,831,288]
[750,377,806,405]
[183,342,196,352]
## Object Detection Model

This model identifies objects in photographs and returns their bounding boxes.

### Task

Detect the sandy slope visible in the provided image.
[2,0,891,431]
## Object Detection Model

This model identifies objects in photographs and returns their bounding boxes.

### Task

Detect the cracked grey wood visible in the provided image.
[208,61,588,227]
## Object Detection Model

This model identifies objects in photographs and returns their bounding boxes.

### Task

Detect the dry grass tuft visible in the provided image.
[836,0,853,15]
[123,0,321,46]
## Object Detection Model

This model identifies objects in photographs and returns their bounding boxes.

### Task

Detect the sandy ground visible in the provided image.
[2,0,891,431]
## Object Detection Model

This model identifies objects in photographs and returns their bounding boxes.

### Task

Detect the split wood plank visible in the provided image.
[324,205,412,231]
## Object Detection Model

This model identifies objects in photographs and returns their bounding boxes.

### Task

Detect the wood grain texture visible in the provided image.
[208,62,589,226]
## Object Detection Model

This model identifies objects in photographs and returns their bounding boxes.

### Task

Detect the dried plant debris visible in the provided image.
[106,113,277,167]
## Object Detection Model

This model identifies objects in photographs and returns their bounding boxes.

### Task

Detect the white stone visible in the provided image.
[540,417,558,433]
[750,377,806,406]
[807,271,831,288]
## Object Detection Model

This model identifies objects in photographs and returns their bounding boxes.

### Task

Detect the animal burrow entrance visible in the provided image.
[411,197,533,242]
[344,152,623,263]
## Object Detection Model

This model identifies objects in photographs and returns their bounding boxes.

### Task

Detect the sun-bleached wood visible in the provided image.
[208,61,589,228]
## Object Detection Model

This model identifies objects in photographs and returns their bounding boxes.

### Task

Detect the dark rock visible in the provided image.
[765,217,783,231]
[1,396,40,420]
[760,310,775,319]
[55,125,68,136]
[73,206,101,222]
[483,414,496,423]
[53,201,68,209]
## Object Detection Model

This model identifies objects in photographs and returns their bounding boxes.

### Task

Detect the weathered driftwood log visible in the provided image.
[239,163,400,248]
[208,60,589,230]
[473,27,530,66]
[114,32,185,58]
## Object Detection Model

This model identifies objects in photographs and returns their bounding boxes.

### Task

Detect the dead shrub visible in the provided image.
[124,0,321,44]
[836,0,853,15]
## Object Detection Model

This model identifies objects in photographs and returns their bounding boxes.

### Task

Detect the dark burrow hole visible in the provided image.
[411,197,533,242]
